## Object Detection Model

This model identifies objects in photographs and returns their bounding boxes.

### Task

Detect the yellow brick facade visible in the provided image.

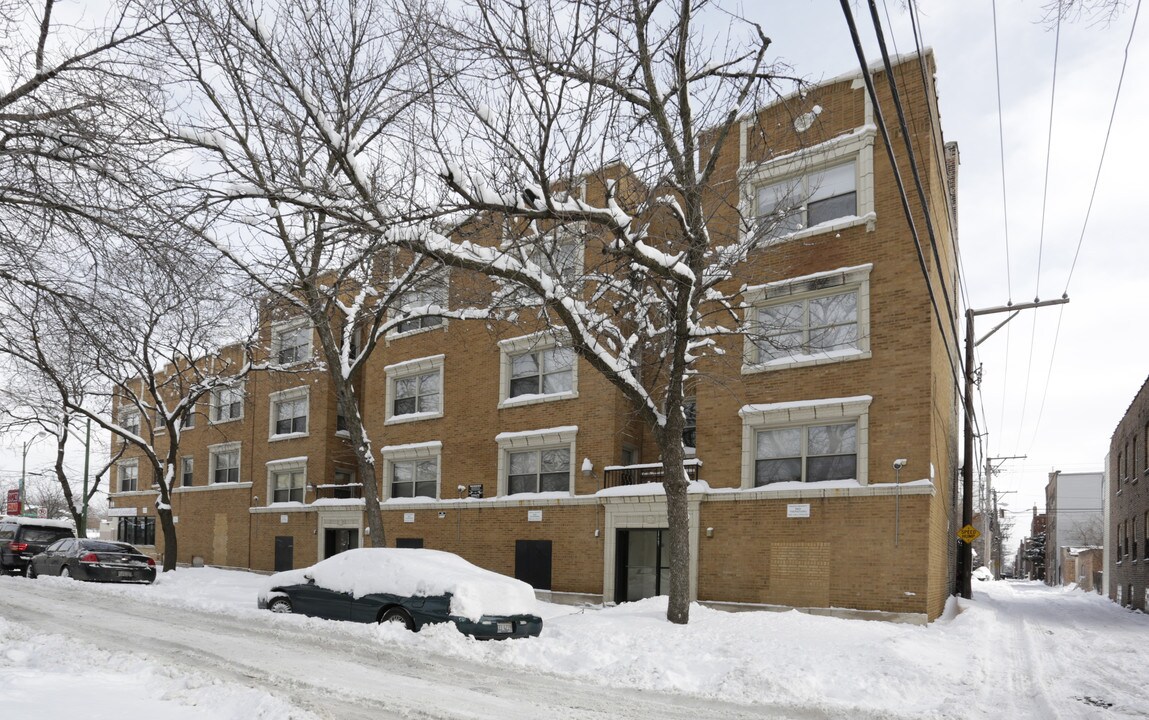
[107,51,960,622]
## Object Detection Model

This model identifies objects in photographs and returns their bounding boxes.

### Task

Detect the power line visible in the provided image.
[1063,0,1143,295]
[991,0,1014,303]
[836,0,971,429]
[1035,3,1063,302]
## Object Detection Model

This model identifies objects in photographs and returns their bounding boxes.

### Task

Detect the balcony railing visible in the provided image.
[312,483,363,500]
[601,459,701,489]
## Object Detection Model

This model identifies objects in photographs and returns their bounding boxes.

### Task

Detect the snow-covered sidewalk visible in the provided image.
[1,569,1146,718]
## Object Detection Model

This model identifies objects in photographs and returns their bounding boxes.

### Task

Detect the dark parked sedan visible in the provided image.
[257,548,542,640]
[29,538,156,584]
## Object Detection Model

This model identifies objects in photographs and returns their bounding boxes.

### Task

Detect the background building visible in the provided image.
[1044,470,1104,586]
[1108,376,1149,609]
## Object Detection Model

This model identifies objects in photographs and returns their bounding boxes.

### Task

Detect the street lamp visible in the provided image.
[19,432,48,514]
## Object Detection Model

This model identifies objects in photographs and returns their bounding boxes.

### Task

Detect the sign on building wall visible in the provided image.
[403,512,415,523]
[787,504,811,518]
[527,510,543,522]
[468,484,484,498]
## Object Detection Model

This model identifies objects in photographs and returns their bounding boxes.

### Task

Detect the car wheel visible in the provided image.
[268,597,293,614]
[380,607,415,631]
[25,563,36,579]
[59,566,71,579]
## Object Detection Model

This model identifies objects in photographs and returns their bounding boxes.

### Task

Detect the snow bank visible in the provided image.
[260,548,538,621]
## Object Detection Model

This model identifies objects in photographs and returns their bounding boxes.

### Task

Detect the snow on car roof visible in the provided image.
[0,515,76,530]
[263,548,538,622]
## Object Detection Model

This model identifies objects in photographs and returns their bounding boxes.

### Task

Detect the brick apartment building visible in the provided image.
[1108,375,1149,610]
[107,51,962,622]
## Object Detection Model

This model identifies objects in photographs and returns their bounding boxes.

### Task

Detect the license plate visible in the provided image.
[496,621,512,634]
[117,570,133,579]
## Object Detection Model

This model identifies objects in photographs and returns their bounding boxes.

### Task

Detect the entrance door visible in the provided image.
[274,536,294,572]
[323,528,359,559]
[514,540,553,590]
[615,529,669,603]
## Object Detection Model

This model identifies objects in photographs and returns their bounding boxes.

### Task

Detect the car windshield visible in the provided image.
[22,528,73,543]
[82,541,136,553]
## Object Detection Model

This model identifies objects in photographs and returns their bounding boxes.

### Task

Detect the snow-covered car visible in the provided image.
[0,516,76,576]
[28,538,156,583]
[256,548,543,640]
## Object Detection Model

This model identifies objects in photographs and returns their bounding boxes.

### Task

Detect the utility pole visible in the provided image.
[957,298,1068,599]
[984,454,1024,577]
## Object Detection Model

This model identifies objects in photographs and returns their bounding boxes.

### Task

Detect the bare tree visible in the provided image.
[408,0,791,624]
[1068,515,1105,547]
[158,0,456,547]
[1,0,170,292]
[160,0,794,624]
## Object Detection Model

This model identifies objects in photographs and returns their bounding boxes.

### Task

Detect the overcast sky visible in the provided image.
[5,1,1145,544]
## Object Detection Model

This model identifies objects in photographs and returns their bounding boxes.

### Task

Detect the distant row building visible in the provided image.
[1107,376,1149,610]
[1026,375,1149,611]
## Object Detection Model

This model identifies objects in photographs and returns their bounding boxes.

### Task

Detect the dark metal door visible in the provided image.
[324,528,359,559]
[615,529,669,603]
[514,540,553,590]
[395,538,424,548]
[274,536,294,572]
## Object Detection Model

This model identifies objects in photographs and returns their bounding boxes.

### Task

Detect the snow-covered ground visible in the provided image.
[1,568,1146,718]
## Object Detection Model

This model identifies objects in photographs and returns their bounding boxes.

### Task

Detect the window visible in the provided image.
[269,387,309,438]
[744,264,871,372]
[120,410,140,436]
[117,517,155,546]
[180,457,194,487]
[754,423,857,485]
[380,441,441,500]
[508,448,570,494]
[496,426,576,496]
[739,396,871,488]
[385,355,444,424]
[756,161,856,238]
[393,273,448,335]
[210,442,241,484]
[117,460,139,493]
[526,226,583,282]
[272,469,305,503]
[742,126,876,242]
[682,397,697,452]
[391,458,438,499]
[499,332,577,406]
[272,320,311,365]
[211,384,244,423]
[181,407,196,429]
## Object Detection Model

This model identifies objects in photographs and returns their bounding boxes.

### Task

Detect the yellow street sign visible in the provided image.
[957,524,981,543]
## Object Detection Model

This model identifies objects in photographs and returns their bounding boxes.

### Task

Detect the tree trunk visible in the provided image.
[657,428,691,624]
[157,504,177,572]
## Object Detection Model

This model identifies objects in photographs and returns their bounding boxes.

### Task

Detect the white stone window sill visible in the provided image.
[757,213,876,246]
[386,322,448,343]
[209,416,244,426]
[385,411,444,426]
[498,391,578,409]
[110,490,158,498]
[269,431,310,442]
[174,482,253,493]
[742,349,870,375]
[335,430,351,439]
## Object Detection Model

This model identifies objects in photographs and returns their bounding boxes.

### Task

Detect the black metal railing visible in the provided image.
[602,461,700,489]
[312,483,363,500]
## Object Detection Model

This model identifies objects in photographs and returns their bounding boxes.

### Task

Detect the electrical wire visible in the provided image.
[836,1,969,426]
[991,0,1014,303]
[1035,3,1063,303]
[1023,0,1142,453]
[867,0,963,359]
[1063,0,1143,295]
